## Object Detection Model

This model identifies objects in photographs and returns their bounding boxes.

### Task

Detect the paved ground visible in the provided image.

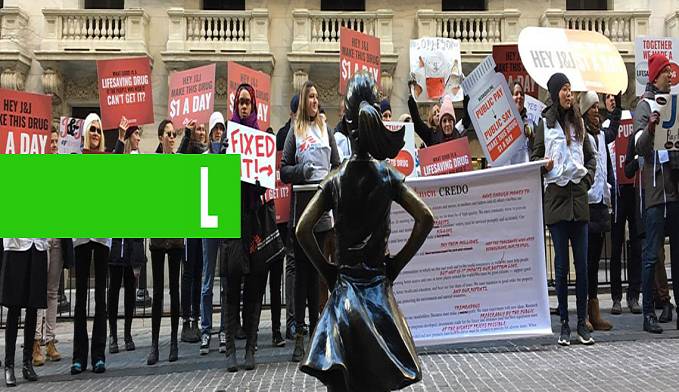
[8,296,679,391]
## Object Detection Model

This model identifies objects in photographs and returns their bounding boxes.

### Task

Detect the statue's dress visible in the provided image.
[299,158,422,391]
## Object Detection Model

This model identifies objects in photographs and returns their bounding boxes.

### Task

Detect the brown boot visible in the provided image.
[45,341,61,362]
[32,342,45,367]
[588,298,612,331]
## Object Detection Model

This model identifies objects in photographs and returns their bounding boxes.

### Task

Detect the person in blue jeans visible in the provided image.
[633,53,679,333]
[200,112,227,355]
[531,73,597,346]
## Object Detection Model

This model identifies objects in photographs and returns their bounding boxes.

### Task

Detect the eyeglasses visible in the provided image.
[89,126,102,135]
[164,131,177,138]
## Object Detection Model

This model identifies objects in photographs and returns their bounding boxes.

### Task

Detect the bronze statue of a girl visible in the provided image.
[295,71,435,392]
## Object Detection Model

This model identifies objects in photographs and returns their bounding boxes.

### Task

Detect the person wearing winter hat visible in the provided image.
[198,111,228,356]
[439,95,465,142]
[207,111,226,154]
[113,116,142,154]
[634,53,679,334]
[106,116,147,356]
[532,72,597,346]
[83,113,105,152]
[580,91,615,332]
[380,99,392,122]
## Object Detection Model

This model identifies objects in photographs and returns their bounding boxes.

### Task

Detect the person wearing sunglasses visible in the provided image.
[146,120,185,365]
[83,113,106,152]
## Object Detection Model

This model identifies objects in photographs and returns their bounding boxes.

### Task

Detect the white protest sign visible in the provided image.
[519,27,627,94]
[391,161,551,345]
[634,37,679,97]
[58,116,83,154]
[646,94,679,151]
[524,95,545,127]
[225,121,276,189]
[461,56,526,167]
[409,37,463,102]
[384,121,419,178]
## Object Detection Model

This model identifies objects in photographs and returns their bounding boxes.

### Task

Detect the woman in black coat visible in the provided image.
[107,238,146,354]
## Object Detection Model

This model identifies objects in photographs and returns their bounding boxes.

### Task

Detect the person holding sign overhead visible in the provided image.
[221,83,269,372]
[107,116,147,355]
[634,53,679,334]
[531,73,597,347]
[281,80,340,363]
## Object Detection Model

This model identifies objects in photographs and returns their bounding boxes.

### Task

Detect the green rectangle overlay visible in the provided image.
[0,154,241,238]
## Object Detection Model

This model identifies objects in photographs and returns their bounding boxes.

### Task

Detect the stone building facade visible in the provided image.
[1,0,678,154]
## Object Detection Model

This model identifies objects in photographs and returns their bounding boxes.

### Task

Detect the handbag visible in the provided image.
[248,198,285,265]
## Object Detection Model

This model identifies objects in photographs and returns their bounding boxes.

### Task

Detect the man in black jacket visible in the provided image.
[277,95,299,339]
[605,93,643,315]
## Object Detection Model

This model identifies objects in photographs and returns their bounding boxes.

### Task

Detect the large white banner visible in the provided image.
[461,56,526,167]
[390,161,551,346]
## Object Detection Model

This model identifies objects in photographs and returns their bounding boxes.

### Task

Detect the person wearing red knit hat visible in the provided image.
[633,53,679,334]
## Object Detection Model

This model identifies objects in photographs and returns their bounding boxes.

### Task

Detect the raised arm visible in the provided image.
[386,183,434,281]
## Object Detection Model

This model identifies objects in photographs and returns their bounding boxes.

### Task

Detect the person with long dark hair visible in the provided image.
[531,73,597,346]
[147,120,184,365]
[106,118,147,354]
[1,239,48,386]
[281,80,340,362]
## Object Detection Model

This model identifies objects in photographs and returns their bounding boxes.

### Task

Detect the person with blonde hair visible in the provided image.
[83,113,106,152]
[281,80,340,362]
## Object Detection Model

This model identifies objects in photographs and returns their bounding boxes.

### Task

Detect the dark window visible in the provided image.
[321,0,365,11]
[202,0,245,10]
[84,0,124,9]
[567,0,607,10]
[442,0,486,11]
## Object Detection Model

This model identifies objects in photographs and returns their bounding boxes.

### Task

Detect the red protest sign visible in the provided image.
[265,151,292,224]
[493,44,538,98]
[225,121,276,189]
[0,89,52,154]
[612,111,635,185]
[227,62,271,130]
[418,137,472,176]
[97,57,154,130]
[168,64,215,128]
[339,27,381,95]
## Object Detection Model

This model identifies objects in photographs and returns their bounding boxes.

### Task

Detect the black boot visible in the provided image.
[225,305,239,372]
[291,333,305,362]
[644,314,663,334]
[244,345,256,371]
[169,338,178,362]
[124,334,135,351]
[109,336,119,354]
[659,303,674,323]
[181,320,193,343]
[21,361,38,382]
[4,365,16,387]
[147,342,159,366]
